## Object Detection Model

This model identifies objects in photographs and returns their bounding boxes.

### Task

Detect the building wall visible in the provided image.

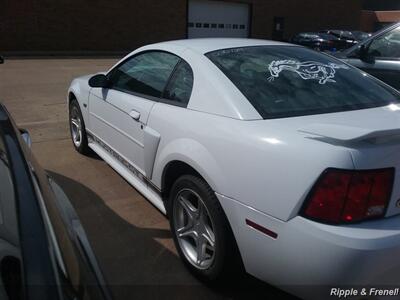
[0,0,188,54]
[363,0,400,11]
[240,0,363,40]
[360,10,400,32]
[0,0,362,54]
[361,0,400,31]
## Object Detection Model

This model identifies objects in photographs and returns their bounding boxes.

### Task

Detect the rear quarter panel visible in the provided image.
[149,103,355,221]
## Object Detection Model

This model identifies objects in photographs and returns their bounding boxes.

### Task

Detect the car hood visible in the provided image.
[75,74,95,82]
[331,51,348,59]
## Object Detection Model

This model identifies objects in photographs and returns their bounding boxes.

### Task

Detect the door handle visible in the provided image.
[129,110,141,121]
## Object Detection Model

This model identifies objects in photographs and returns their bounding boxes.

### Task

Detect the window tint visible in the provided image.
[109,52,180,98]
[206,46,400,119]
[368,26,400,58]
[164,61,194,105]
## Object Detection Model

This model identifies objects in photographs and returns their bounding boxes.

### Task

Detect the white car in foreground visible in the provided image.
[68,38,400,299]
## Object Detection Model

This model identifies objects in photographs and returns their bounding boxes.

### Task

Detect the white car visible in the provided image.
[68,38,400,299]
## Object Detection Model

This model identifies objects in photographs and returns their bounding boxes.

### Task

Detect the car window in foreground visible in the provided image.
[206,46,400,119]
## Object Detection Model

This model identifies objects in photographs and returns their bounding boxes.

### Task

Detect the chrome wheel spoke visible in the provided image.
[177,224,196,239]
[70,111,82,147]
[202,226,215,249]
[77,126,82,142]
[195,236,207,265]
[71,118,80,129]
[179,196,196,221]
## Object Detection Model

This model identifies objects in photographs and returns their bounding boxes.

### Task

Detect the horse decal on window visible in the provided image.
[267,60,350,84]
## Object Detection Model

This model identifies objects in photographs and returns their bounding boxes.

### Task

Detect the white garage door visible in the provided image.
[188,0,250,38]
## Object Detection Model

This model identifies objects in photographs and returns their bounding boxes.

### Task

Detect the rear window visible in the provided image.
[206,46,400,119]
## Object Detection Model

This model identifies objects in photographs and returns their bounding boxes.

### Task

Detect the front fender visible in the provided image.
[67,75,92,126]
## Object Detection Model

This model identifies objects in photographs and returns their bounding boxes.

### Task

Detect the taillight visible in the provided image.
[302,168,394,224]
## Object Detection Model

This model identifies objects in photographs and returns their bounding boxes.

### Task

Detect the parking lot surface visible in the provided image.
[0,58,295,299]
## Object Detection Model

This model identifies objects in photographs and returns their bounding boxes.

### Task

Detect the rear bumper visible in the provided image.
[217,193,400,299]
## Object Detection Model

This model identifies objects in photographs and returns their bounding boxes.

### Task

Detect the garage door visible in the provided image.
[188,0,250,38]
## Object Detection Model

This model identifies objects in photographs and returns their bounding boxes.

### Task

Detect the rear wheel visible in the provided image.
[168,175,243,283]
[69,99,90,155]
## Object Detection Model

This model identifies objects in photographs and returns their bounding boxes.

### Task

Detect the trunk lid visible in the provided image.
[269,104,400,217]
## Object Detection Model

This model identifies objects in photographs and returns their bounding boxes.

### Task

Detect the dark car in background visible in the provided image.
[0,102,112,300]
[351,31,372,42]
[290,32,338,51]
[319,30,358,50]
[336,22,400,90]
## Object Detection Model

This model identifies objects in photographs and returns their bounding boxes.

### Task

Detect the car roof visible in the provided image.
[146,38,293,54]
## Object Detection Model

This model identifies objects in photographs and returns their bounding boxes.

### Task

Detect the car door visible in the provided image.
[88,51,180,177]
[345,25,400,90]
[0,132,22,300]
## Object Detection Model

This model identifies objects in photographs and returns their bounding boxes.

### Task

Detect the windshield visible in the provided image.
[206,46,400,119]
[300,33,319,39]
[352,31,370,41]
[318,33,337,40]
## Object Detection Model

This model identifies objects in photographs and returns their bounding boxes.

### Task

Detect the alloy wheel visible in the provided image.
[173,188,216,270]
[70,106,82,148]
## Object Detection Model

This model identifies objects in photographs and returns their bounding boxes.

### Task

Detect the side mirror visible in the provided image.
[88,74,109,88]
[0,56,4,64]
[359,44,375,63]
[19,129,32,148]
[359,45,367,57]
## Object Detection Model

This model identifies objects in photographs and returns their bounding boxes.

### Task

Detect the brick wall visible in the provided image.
[363,0,400,11]
[0,0,188,54]
[239,0,363,40]
[0,0,362,54]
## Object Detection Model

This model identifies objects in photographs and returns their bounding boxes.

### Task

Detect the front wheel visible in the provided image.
[168,175,243,283]
[69,99,90,155]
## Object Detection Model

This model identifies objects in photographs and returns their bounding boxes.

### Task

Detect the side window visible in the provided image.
[368,26,400,59]
[109,51,180,98]
[164,61,194,105]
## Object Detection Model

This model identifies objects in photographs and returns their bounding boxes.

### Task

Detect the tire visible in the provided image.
[168,175,243,284]
[69,99,90,155]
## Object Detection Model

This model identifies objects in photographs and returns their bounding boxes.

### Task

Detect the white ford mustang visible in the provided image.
[68,38,400,298]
